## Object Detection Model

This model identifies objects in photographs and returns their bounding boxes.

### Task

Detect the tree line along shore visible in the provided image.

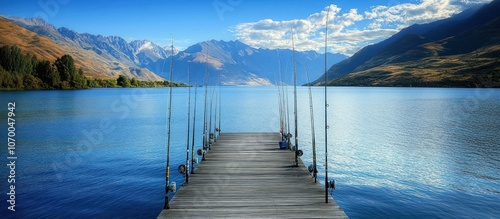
[0,45,185,90]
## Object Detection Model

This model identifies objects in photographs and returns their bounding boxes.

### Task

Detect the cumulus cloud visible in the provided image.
[232,4,363,54]
[366,0,465,27]
[232,0,492,56]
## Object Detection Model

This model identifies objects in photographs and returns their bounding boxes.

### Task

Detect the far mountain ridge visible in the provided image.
[148,39,347,85]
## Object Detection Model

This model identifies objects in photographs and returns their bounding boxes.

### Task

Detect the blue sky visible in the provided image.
[0,0,492,55]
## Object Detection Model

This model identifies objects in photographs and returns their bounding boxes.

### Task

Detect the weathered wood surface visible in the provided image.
[158,133,348,219]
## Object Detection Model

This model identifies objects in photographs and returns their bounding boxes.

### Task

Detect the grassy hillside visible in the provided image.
[0,17,65,62]
[329,44,500,87]
[0,17,163,81]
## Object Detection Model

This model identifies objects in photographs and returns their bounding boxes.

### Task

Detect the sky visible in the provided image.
[0,0,493,55]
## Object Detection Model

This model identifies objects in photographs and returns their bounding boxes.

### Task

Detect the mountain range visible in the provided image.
[0,16,163,81]
[314,0,500,87]
[0,16,346,85]
[149,40,346,85]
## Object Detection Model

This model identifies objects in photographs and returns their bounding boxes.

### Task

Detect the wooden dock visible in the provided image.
[157,133,348,218]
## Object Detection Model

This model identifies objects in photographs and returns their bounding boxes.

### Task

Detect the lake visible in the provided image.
[1,87,499,218]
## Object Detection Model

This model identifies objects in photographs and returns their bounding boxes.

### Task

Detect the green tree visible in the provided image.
[0,67,13,89]
[130,77,139,87]
[106,79,118,87]
[55,54,76,82]
[27,54,38,76]
[14,74,24,90]
[11,46,23,73]
[23,74,42,90]
[0,46,9,71]
[60,81,71,89]
[71,68,87,89]
[0,45,24,73]
[87,78,99,88]
[0,46,92,90]
[36,60,60,89]
[117,75,131,87]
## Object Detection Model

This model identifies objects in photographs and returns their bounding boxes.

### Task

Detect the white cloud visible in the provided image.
[233,4,365,55]
[365,0,465,27]
[232,0,492,56]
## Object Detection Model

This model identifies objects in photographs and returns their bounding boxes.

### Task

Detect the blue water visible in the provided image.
[0,87,499,218]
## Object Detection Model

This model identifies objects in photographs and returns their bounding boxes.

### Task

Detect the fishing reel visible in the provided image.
[296,150,303,157]
[291,145,303,157]
[308,165,314,173]
[197,149,204,156]
[198,148,207,161]
[203,142,212,150]
[327,179,336,194]
[203,141,213,150]
[178,164,186,174]
[168,182,176,192]
[307,165,318,174]
[308,165,318,181]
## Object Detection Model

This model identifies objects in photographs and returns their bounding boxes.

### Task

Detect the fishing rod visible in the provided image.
[292,32,299,167]
[277,86,283,137]
[280,47,290,147]
[280,83,285,137]
[273,51,281,135]
[184,64,191,184]
[208,83,215,147]
[277,51,293,149]
[202,53,209,161]
[324,6,332,203]
[213,79,218,141]
[280,54,288,142]
[164,36,174,209]
[217,71,221,137]
[300,61,318,183]
[190,68,198,174]
[285,68,291,147]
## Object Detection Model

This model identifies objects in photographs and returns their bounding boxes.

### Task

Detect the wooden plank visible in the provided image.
[157,133,348,219]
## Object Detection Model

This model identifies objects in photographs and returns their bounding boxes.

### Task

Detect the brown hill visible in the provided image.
[0,17,163,81]
[0,17,65,62]
[329,16,500,87]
